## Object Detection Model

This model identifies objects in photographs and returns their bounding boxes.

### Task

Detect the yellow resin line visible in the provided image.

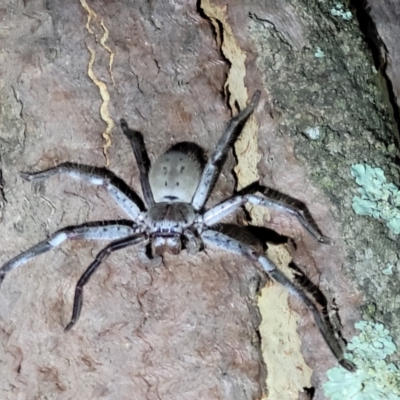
[87,46,114,166]
[200,1,312,398]
[199,0,260,190]
[80,0,96,34]
[100,19,115,86]
[79,0,115,166]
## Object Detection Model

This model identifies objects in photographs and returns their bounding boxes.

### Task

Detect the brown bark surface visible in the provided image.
[365,0,400,143]
[0,1,263,399]
[0,1,398,400]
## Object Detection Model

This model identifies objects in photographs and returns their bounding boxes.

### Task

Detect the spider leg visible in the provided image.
[120,119,155,206]
[64,233,148,331]
[203,185,329,243]
[201,229,355,371]
[192,91,260,210]
[20,162,143,220]
[0,222,139,286]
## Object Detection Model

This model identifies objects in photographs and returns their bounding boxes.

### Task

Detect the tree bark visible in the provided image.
[0,1,398,400]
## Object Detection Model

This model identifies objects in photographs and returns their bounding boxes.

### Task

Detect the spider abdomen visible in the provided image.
[149,150,202,203]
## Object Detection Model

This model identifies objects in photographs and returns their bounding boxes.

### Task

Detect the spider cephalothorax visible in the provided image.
[0,90,355,371]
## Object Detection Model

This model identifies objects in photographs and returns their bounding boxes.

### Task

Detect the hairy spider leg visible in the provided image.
[203,188,330,243]
[64,233,148,331]
[201,229,355,372]
[20,162,142,220]
[0,223,138,286]
[192,90,261,211]
[120,119,155,206]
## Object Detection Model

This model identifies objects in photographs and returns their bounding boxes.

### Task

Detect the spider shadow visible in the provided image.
[236,182,329,244]
[218,222,335,329]
[289,261,347,339]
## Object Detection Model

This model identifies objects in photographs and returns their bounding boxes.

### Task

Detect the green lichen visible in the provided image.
[351,164,400,234]
[330,3,352,20]
[314,47,325,58]
[324,321,400,400]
